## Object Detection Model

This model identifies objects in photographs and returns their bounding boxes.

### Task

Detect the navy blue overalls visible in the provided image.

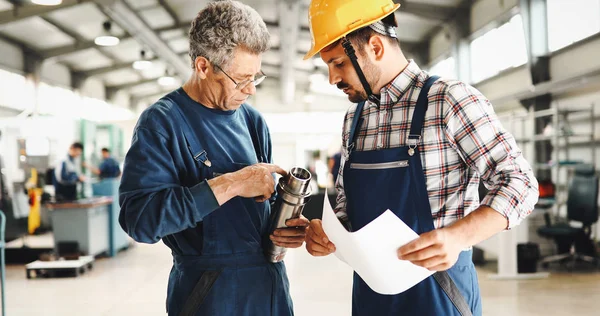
[166,102,294,316]
[343,76,482,316]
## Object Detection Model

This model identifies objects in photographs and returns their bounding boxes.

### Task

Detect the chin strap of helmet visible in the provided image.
[341,37,380,105]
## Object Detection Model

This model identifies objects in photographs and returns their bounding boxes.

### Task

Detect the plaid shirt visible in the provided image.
[334,61,539,230]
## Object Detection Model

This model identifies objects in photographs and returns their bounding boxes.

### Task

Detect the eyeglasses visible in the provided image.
[213,64,266,90]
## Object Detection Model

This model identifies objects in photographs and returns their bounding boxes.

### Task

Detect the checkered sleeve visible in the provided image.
[333,111,351,228]
[442,82,539,229]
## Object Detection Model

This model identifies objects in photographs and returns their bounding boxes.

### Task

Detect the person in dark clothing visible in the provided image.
[53,142,85,201]
[86,148,121,179]
[118,1,308,315]
[328,152,342,185]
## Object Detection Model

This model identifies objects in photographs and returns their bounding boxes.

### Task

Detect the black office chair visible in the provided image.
[537,164,600,268]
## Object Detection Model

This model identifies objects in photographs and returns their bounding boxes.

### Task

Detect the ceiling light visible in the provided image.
[32,0,62,5]
[133,60,153,70]
[95,21,119,47]
[132,50,153,70]
[95,36,120,47]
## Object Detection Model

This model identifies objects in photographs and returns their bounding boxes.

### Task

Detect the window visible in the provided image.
[470,15,528,83]
[547,0,600,52]
[0,68,32,111]
[428,57,456,79]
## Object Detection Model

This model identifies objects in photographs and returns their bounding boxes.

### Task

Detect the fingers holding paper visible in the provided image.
[397,228,463,272]
[305,219,336,256]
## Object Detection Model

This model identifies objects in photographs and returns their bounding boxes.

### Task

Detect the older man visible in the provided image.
[118,1,307,315]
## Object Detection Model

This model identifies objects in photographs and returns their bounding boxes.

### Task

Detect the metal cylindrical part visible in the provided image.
[264,167,312,263]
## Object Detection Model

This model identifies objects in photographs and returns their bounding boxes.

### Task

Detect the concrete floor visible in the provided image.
[4,239,600,315]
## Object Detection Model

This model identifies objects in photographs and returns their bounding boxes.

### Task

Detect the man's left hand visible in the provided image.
[270,216,310,248]
[397,228,465,271]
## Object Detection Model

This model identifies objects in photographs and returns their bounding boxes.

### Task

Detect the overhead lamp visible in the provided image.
[94,21,120,47]
[132,50,153,70]
[158,70,177,87]
[32,0,62,5]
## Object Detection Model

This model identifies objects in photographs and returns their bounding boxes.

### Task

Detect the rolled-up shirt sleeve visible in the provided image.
[443,83,539,229]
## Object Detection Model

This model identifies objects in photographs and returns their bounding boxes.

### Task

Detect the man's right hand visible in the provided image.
[305,219,336,256]
[233,163,286,202]
[208,163,286,206]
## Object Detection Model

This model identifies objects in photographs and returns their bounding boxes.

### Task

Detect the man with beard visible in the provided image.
[303,1,539,315]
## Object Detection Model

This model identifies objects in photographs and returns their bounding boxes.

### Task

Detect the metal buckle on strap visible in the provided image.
[345,143,355,161]
[407,135,421,156]
[193,150,212,167]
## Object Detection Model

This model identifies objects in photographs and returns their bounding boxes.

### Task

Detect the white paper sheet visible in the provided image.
[321,192,434,295]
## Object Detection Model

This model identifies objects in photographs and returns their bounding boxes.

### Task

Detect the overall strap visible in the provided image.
[171,102,210,167]
[347,101,366,155]
[241,105,265,163]
[407,75,440,151]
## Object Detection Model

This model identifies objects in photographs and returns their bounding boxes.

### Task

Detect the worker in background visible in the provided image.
[302,1,539,315]
[328,151,342,186]
[53,142,86,201]
[119,1,307,315]
[84,148,121,179]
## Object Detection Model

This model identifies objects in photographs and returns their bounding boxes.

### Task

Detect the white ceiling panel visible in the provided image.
[129,81,162,95]
[0,17,74,50]
[0,0,13,11]
[395,12,440,42]
[138,60,168,79]
[406,0,462,7]
[102,38,143,62]
[299,5,310,29]
[167,37,189,54]
[60,49,114,71]
[294,56,314,72]
[269,33,280,49]
[160,28,186,40]
[126,0,159,10]
[168,0,209,23]
[139,7,176,29]
[241,0,278,23]
[180,54,192,68]
[261,50,280,65]
[101,68,141,86]
[46,3,126,41]
[297,37,312,55]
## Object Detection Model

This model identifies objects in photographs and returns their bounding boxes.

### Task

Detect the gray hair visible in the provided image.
[188,0,270,70]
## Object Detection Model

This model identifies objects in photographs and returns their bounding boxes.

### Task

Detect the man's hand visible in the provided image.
[397,228,465,271]
[78,175,87,182]
[234,163,286,202]
[270,216,310,248]
[208,163,286,206]
[305,219,336,256]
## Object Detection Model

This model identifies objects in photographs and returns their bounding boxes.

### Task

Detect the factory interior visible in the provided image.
[1,0,600,315]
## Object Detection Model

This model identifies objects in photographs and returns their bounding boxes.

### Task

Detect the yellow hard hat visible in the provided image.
[303,0,401,60]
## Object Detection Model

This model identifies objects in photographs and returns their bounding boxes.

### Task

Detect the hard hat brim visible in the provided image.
[303,3,401,60]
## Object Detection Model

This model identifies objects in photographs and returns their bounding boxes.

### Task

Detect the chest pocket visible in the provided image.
[171,101,265,181]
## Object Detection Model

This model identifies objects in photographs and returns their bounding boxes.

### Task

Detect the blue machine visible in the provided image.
[92,179,129,257]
